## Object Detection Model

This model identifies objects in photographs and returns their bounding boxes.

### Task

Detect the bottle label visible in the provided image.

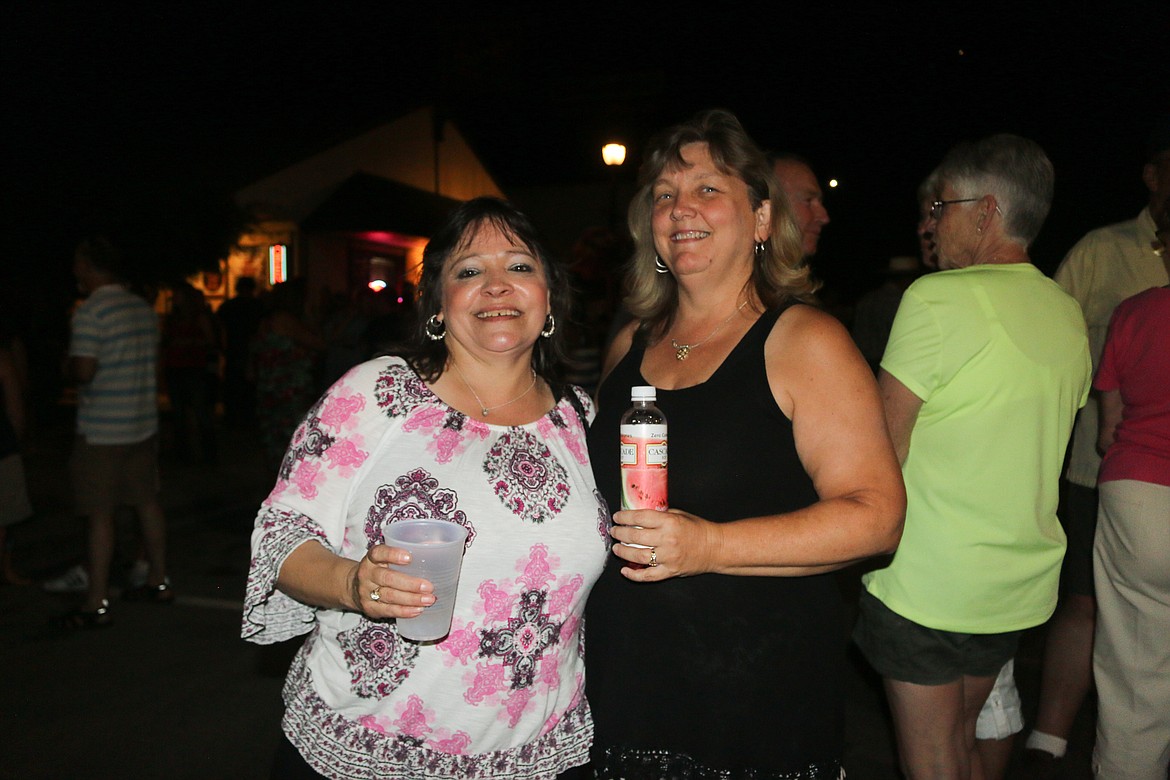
[620,425,668,511]
[620,425,668,465]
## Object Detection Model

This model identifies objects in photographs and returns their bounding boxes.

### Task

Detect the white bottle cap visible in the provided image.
[631,385,657,401]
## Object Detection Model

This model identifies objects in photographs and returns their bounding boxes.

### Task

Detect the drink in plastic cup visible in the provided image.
[382,519,469,642]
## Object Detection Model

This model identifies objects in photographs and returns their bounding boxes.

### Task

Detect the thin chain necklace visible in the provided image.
[450,361,538,417]
[669,300,749,361]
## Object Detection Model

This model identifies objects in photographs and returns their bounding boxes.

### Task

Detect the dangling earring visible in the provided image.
[754,241,766,258]
[425,314,446,341]
[654,255,670,274]
[540,313,556,338]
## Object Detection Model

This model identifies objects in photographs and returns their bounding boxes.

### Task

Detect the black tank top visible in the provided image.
[585,304,843,777]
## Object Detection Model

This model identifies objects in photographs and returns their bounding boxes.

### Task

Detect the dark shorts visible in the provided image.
[1057,480,1097,597]
[70,435,160,514]
[853,590,1020,685]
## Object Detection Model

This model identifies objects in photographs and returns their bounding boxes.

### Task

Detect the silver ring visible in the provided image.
[648,548,658,567]
[369,588,381,602]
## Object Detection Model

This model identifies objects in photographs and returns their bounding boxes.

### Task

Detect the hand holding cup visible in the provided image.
[352,543,435,619]
[381,519,469,641]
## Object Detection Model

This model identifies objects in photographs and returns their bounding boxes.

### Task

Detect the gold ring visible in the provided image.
[369,588,381,602]
[648,547,658,567]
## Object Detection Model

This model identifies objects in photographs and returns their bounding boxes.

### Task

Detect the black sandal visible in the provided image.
[122,580,175,604]
[63,599,113,629]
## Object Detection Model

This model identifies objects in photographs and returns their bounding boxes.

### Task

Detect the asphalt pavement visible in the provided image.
[1,407,1093,779]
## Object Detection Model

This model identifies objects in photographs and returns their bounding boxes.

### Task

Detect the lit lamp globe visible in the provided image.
[602,143,626,167]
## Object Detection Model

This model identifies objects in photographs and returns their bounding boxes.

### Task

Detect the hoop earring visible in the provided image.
[540,313,556,338]
[754,241,766,258]
[425,314,446,341]
[654,255,670,274]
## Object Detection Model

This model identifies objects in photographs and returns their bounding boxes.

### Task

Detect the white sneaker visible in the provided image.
[127,559,150,588]
[43,564,89,593]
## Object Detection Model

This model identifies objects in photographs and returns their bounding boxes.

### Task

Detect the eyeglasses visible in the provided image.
[929,198,979,220]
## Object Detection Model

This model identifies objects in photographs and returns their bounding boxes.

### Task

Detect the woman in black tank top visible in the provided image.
[584,110,905,779]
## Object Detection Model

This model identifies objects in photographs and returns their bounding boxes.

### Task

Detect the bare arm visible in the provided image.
[1097,389,1122,455]
[612,307,906,579]
[276,538,435,620]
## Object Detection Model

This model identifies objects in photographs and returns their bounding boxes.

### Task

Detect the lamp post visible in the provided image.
[602,143,627,229]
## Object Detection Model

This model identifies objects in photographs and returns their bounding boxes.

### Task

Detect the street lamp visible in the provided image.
[602,143,626,167]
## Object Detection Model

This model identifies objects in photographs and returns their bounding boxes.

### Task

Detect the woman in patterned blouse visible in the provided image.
[243,198,608,779]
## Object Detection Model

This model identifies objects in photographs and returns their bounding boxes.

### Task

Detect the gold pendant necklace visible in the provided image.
[450,362,538,417]
[669,300,749,361]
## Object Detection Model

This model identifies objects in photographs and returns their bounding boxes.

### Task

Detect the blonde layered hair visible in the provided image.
[624,109,818,338]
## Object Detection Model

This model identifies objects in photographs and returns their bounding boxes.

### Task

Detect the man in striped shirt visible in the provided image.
[65,236,173,627]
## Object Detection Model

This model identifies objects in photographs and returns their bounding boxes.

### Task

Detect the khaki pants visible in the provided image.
[1092,479,1170,780]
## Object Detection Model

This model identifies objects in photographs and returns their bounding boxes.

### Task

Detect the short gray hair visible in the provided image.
[934,134,1054,247]
[916,171,939,211]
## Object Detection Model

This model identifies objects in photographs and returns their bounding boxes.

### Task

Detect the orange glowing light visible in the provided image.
[268,244,288,284]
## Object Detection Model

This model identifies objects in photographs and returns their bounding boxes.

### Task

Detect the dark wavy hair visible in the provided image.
[396,197,572,383]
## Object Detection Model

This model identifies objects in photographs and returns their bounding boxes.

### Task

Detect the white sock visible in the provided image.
[1025,730,1068,758]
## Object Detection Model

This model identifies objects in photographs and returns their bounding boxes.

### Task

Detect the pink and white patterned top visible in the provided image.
[242,356,609,779]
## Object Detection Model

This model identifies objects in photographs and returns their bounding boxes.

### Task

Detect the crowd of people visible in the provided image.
[6,108,1166,779]
[239,110,1168,780]
[25,249,419,615]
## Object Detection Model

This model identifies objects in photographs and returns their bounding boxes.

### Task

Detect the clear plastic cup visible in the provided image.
[381,519,469,642]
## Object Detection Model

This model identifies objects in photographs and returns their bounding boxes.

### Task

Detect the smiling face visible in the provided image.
[772,159,829,256]
[438,221,550,360]
[651,142,771,282]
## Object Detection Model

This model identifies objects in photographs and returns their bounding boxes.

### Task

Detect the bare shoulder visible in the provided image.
[765,304,873,416]
[766,304,856,366]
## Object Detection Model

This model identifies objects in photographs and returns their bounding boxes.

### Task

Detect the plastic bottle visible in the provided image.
[620,386,668,511]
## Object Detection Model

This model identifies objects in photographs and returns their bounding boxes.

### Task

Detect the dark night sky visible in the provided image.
[3,2,1168,297]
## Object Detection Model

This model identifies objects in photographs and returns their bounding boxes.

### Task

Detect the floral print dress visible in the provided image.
[243,357,608,780]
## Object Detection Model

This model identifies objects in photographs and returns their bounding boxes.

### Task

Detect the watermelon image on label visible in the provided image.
[622,466,668,511]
